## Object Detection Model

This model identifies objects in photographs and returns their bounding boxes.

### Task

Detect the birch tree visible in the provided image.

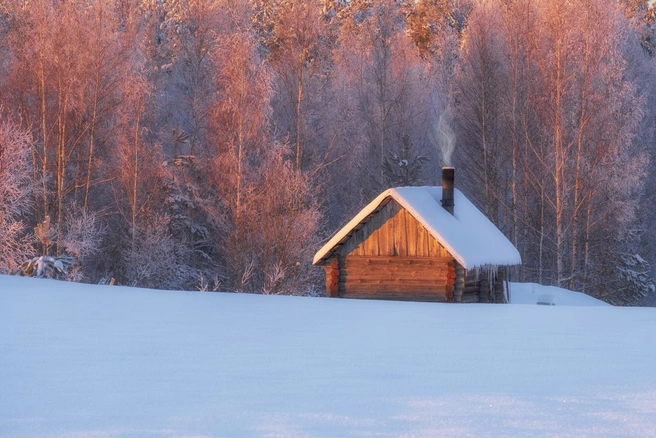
[268,0,330,170]
[453,0,650,300]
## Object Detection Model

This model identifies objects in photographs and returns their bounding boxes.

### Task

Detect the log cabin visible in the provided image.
[313,168,521,303]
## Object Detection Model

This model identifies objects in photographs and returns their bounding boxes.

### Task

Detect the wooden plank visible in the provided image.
[394,208,407,257]
[388,202,401,256]
[364,227,380,256]
[350,227,364,256]
[358,227,370,255]
[427,234,442,258]
[415,221,429,257]
[384,203,397,256]
[376,204,391,256]
[403,210,416,257]
[437,238,445,257]
[364,203,390,256]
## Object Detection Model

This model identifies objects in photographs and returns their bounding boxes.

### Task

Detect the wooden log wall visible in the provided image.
[454,263,465,302]
[339,256,452,302]
[460,267,507,303]
[324,257,340,298]
[495,269,506,303]
[446,262,456,302]
[462,269,481,303]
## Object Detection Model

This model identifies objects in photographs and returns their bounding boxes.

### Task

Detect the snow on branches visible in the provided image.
[15,256,73,279]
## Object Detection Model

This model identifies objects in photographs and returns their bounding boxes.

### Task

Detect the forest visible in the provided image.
[0,0,654,305]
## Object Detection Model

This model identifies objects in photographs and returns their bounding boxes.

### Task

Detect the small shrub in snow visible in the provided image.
[15,256,73,279]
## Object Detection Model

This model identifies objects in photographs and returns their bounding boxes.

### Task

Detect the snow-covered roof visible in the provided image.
[313,186,521,269]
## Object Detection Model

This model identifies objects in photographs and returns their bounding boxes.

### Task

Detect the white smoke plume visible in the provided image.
[436,111,456,167]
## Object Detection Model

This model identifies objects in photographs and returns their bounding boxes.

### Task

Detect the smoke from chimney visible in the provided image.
[441,167,454,215]
[436,112,455,167]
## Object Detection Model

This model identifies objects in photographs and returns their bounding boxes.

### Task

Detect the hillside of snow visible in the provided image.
[1,275,655,437]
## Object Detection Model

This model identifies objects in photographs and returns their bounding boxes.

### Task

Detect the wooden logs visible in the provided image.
[453,264,465,303]
[479,278,490,303]
[460,294,480,303]
[495,269,506,303]
[326,255,509,305]
[445,262,456,303]
[324,257,340,297]
[339,255,455,302]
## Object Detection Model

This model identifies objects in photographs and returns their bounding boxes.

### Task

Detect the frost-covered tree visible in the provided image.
[121,213,192,289]
[452,0,505,220]
[333,0,436,195]
[453,0,653,302]
[150,0,226,158]
[620,0,656,55]
[238,144,322,294]
[267,0,330,170]
[59,210,104,281]
[0,122,34,273]
[382,134,430,187]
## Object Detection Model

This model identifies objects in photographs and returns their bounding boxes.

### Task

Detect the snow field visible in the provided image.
[1,275,655,437]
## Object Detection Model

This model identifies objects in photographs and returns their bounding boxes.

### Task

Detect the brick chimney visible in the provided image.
[441,167,455,215]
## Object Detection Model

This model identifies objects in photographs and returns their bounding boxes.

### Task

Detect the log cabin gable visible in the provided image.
[314,185,522,270]
[335,199,451,259]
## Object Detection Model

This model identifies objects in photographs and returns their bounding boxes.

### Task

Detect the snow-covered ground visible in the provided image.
[1,275,655,437]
